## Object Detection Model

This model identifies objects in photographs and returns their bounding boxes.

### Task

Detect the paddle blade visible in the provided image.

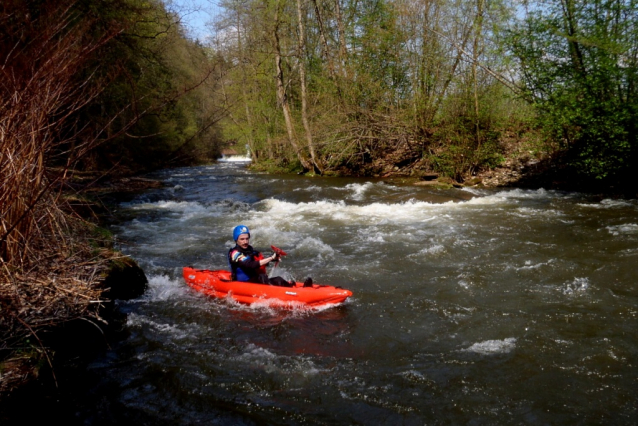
[271,245,287,256]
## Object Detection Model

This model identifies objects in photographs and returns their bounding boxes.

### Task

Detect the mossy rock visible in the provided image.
[413,180,454,189]
[465,177,483,186]
[101,256,147,301]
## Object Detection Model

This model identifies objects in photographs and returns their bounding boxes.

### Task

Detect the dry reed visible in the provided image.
[0,0,123,369]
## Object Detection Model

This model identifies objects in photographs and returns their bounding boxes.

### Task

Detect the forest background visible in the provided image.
[1,0,637,391]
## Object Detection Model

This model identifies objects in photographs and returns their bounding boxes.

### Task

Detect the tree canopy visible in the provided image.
[209,0,637,186]
[507,0,638,181]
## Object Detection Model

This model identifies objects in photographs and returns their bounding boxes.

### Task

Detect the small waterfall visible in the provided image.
[218,144,251,162]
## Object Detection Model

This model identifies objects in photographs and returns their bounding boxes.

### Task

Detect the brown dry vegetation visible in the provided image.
[1,0,220,395]
[1,0,130,394]
[0,225,116,394]
[0,0,224,392]
[0,0,119,263]
[2,0,112,315]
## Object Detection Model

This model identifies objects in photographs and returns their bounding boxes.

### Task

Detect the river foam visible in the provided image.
[606,223,638,235]
[463,338,517,355]
[97,164,638,425]
[143,274,192,301]
[236,344,324,377]
[562,277,590,295]
[126,312,207,342]
[578,198,636,209]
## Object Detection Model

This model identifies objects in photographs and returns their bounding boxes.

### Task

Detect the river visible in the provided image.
[83,163,636,424]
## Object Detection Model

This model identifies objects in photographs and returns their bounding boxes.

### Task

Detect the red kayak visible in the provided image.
[183,267,353,308]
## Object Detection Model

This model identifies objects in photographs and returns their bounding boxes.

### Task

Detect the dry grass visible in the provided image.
[0,214,118,394]
[0,1,125,392]
[1,224,108,336]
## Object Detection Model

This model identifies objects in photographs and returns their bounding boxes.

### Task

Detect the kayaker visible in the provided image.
[228,225,294,287]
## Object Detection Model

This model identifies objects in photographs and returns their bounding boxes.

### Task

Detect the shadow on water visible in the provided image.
[221,303,361,359]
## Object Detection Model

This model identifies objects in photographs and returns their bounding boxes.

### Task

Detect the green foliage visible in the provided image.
[507,0,638,181]
[427,143,467,181]
[249,158,304,174]
[89,225,114,248]
[347,0,410,109]
[214,0,636,184]
[428,123,505,181]
[68,0,224,173]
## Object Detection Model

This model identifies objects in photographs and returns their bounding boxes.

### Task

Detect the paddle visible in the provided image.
[270,245,287,268]
[270,245,315,288]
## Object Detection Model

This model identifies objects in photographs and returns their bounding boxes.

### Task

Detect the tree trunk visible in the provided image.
[472,0,485,150]
[559,0,587,79]
[236,10,256,157]
[273,0,311,170]
[296,0,322,173]
[311,0,335,79]
[335,0,349,79]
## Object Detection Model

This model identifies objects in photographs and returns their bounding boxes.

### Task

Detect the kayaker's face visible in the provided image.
[237,234,250,249]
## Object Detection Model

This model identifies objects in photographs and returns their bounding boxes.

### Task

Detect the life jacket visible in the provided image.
[228,245,267,282]
[255,252,267,275]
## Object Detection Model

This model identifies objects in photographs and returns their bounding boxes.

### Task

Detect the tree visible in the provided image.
[296,0,323,173]
[507,0,638,181]
[87,0,223,171]
[210,0,534,178]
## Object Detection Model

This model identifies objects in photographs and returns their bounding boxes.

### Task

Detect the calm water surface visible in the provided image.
[85,163,636,424]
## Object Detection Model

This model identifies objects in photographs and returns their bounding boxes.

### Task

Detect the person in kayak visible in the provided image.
[228,225,295,287]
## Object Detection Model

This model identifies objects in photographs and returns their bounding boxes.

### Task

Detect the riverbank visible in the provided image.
[245,127,636,199]
[253,150,637,199]
[0,174,154,407]
[361,139,637,198]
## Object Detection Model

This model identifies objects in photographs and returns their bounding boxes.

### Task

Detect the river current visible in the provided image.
[85,163,636,424]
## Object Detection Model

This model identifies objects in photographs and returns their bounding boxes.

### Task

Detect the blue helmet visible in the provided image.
[233,225,250,241]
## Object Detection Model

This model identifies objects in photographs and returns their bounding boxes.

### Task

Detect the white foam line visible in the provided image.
[463,338,517,354]
[258,196,513,225]
[607,224,638,235]
[578,199,635,209]
[124,200,204,212]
